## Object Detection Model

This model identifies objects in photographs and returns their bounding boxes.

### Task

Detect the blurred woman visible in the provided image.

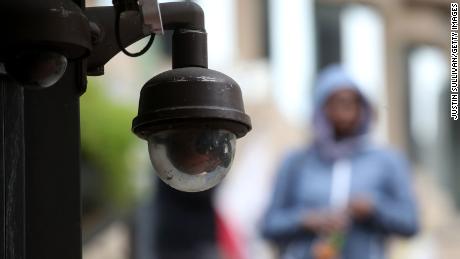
[261,65,419,259]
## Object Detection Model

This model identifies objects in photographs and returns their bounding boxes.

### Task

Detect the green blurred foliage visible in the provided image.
[80,79,138,208]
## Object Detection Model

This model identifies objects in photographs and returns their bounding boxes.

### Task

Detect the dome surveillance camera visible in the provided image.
[132,67,251,192]
[5,50,68,89]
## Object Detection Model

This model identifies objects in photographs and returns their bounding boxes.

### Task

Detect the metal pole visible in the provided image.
[0,76,26,259]
[1,0,85,258]
[23,62,84,259]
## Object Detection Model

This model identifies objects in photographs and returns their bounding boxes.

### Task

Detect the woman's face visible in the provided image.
[324,88,362,139]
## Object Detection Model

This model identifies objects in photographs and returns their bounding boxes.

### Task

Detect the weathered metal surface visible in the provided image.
[0,76,26,259]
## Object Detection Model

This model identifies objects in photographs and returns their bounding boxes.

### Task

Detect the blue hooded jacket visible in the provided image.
[261,65,419,259]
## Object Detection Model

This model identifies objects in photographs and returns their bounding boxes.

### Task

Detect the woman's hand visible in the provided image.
[348,197,375,221]
[301,209,348,234]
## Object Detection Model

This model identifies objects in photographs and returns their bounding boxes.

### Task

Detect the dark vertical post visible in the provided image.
[1,0,86,258]
[0,77,26,259]
[24,62,84,259]
[24,2,85,259]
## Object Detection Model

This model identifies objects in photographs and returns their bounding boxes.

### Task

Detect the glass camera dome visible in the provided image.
[148,128,236,192]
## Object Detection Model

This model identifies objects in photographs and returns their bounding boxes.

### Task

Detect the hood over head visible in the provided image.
[312,64,373,161]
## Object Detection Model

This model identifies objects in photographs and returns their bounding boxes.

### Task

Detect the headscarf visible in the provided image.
[312,64,372,161]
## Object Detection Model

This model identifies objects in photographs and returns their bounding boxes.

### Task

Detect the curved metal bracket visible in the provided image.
[85,7,148,75]
[85,2,206,76]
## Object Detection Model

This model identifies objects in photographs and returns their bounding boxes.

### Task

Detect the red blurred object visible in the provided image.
[216,211,245,259]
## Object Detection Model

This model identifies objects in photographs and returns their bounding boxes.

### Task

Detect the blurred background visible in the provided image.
[82,0,459,258]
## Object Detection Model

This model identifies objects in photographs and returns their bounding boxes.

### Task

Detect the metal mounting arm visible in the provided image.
[85,2,207,75]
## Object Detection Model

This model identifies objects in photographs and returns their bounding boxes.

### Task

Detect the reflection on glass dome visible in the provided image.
[148,128,236,192]
[6,50,68,89]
